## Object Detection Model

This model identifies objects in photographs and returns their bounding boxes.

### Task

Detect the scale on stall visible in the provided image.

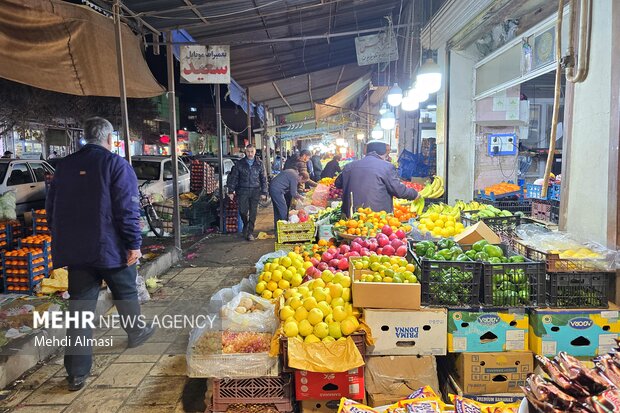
[487,133,517,156]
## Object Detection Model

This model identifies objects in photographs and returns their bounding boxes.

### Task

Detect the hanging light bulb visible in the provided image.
[379,102,388,115]
[380,111,396,130]
[401,89,420,112]
[412,82,429,103]
[387,83,403,107]
[416,58,442,94]
[371,123,384,140]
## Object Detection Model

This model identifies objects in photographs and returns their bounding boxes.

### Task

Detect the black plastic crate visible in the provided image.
[547,272,611,308]
[482,255,545,308]
[474,197,532,215]
[420,259,482,307]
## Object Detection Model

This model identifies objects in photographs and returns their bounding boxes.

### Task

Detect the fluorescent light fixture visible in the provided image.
[371,124,384,140]
[416,58,442,94]
[387,83,403,107]
[380,111,396,130]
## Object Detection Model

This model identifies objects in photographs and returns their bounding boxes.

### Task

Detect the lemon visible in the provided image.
[434,219,444,228]
[429,212,439,221]
[261,290,273,300]
[256,281,267,294]
[272,270,283,282]
[426,222,435,231]
[273,288,283,299]
[267,281,278,291]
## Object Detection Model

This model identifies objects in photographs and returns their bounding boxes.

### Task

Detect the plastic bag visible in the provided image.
[136,274,150,303]
[311,183,330,208]
[0,191,16,221]
[398,150,428,180]
[220,292,277,333]
[286,336,364,373]
[255,250,289,274]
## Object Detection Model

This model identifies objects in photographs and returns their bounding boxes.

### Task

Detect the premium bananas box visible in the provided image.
[448,310,528,353]
[529,308,620,357]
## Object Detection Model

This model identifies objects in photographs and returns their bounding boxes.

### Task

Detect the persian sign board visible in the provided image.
[180,45,230,84]
[355,31,398,66]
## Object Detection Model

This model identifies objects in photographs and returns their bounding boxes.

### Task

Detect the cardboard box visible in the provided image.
[295,367,365,400]
[447,374,524,404]
[300,400,341,412]
[365,356,439,396]
[455,352,534,395]
[351,259,421,310]
[447,310,528,353]
[367,393,403,407]
[454,221,501,245]
[529,308,620,357]
[364,309,447,356]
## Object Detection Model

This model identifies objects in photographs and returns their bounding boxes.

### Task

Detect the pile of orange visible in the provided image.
[483,182,520,196]
[5,247,44,257]
[21,234,52,245]
[393,200,414,222]
[333,207,412,237]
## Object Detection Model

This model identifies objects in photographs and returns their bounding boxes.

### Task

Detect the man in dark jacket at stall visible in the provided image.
[227,144,268,241]
[269,169,309,229]
[310,151,323,181]
[321,154,342,179]
[46,117,154,391]
[335,140,419,216]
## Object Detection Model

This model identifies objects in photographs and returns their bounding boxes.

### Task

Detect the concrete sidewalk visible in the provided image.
[0,207,277,413]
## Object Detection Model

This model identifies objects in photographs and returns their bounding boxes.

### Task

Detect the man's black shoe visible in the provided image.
[127,326,156,348]
[67,375,87,391]
[247,234,255,241]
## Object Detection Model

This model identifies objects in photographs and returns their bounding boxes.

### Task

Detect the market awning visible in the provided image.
[0,0,165,97]
[314,74,372,122]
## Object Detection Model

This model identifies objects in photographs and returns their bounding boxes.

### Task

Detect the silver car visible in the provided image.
[0,159,55,214]
[131,156,190,199]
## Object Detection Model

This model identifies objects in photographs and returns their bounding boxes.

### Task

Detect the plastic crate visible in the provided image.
[481,247,545,307]
[525,184,550,200]
[549,183,561,202]
[279,331,366,373]
[461,213,521,250]
[210,375,294,413]
[474,197,532,214]
[2,246,49,295]
[524,246,608,273]
[276,221,316,244]
[419,259,482,307]
[476,183,525,201]
[32,209,50,235]
[274,242,313,252]
[547,272,611,308]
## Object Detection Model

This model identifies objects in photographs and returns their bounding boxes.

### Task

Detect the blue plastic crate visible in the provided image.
[475,185,525,201]
[525,184,550,200]
[549,183,561,201]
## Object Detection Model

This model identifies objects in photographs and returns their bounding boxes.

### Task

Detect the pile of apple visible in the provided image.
[305,244,358,279]
[279,270,360,343]
[349,225,409,257]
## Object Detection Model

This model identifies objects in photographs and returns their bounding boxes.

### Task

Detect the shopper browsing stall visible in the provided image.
[321,154,342,179]
[269,169,309,229]
[335,139,419,216]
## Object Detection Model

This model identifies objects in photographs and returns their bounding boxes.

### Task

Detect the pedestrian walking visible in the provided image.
[46,117,154,391]
[269,169,309,229]
[335,139,419,216]
[227,144,268,241]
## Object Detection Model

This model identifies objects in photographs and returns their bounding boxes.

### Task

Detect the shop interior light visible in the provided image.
[371,123,384,140]
[416,58,442,94]
[427,104,437,109]
[356,132,365,140]
[380,111,396,130]
[413,82,429,103]
[379,102,388,115]
[335,138,346,146]
[387,83,403,107]
[339,147,347,155]
[401,89,420,112]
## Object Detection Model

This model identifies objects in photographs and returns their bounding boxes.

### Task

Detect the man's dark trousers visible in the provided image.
[65,264,142,377]
[237,188,261,235]
[270,189,289,230]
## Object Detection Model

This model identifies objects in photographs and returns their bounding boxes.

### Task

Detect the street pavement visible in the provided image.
[0,207,277,413]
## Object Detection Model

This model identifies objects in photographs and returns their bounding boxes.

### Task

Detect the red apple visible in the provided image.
[376,234,390,247]
[305,266,315,275]
[395,229,406,239]
[353,237,364,246]
[339,245,351,255]
[337,259,349,271]
[391,239,403,250]
[322,252,333,262]
[317,262,329,271]
[350,242,362,253]
[328,267,336,273]
[360,248,370,257]
[303,275,312,283]
[348,251,360,257]
[367,239,378,251]
[382,225,393,236]
[396,245,408,257]
[383,245,395,256]
[310,257,320,267]
[327,247,338,256]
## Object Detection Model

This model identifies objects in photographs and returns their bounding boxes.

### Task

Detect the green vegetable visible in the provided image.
[475,252,489,261]
[456,253,471,262]
[472,240,489,252]
[509,255,525,263]
[438,238,455,250]
[465,250,478,260]
[483,245,504,258]
[488,257,502,264]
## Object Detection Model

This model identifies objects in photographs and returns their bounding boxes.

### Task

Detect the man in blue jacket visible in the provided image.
[227,144,268,241]
[335,139,419,216]
[46,117,154,391]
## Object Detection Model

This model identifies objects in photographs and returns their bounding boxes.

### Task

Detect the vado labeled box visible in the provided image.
[295,367,364,401]
[455,351,534,395]
[364,308,447,356]
[447,310,528,353]
[529,307,620,357]
[454,221,501,245]
[350,258,421,310]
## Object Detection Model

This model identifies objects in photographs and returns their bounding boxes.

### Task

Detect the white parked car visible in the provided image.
[131,156,190,199]
[0,159,54,214]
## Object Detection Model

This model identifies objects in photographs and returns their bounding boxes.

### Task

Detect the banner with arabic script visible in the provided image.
[180,45,230,84]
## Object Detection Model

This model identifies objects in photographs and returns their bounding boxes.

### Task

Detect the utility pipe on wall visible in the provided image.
[565,0,592,83]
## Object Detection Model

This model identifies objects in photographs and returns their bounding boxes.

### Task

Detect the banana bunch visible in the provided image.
[422,202,461,220]
[418,176,444,199]
[454,200,488,212]
[409,197,425,215]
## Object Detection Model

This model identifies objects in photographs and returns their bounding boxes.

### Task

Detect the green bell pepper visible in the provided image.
[483,244,504,258]
[475,252,490,261]
[488,257,502,264]
[509,255,525,263]
[465,250,478,260]
[472,240,489,252]
[456,253,471,262]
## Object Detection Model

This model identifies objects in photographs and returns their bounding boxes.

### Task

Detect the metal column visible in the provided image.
[113,0,132,163]
[216,85,226,233]
[166,32,182,252]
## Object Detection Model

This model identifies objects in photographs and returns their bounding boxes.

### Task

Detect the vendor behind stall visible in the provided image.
[335,139,419,217]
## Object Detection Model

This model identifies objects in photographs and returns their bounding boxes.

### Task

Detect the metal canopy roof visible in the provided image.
[102,0,409,88]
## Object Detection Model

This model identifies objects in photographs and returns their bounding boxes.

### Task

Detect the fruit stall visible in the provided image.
[186,189,620,413]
